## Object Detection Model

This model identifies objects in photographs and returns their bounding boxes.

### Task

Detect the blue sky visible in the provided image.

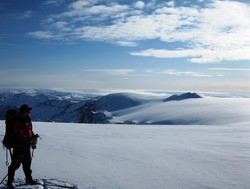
[0,0,250,93]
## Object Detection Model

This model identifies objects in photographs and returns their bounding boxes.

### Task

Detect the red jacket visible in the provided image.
[13,117,35,147]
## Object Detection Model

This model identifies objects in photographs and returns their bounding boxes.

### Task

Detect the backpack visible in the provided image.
[2,109,19,148]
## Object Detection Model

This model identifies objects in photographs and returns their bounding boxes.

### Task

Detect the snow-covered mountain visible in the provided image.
[0,89,250,125]
[0,89,103,123]
[163,92,202,102]
[96,93,147,111]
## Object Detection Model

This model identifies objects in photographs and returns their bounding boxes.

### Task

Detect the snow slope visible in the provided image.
[1,121,250,189]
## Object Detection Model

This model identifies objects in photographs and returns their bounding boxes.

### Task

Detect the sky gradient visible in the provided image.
[0,0,250,93]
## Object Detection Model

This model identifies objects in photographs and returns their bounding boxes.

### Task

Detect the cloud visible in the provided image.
[17,11,33,19]
[115,41,138,47]
[161,69,223,77]
[134,1,146,9]
[82,68,224,78]
[52,21,72,31]
[83,69,136,76]
[27,31,54,39]
[59,1,130,21]
[22,11,32,18]
[166,1,175,7]
[130,47,250,63]
[69,0,100,10]
[74,16,158,43]
[44,0,64,6]
[209,68,250,71]
[28,0,250,63]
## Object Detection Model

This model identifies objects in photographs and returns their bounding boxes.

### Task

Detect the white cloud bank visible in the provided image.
[30,0,250,63]
[131,48,250,63]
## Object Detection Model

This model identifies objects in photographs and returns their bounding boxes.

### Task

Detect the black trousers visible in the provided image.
[8,147,33,183]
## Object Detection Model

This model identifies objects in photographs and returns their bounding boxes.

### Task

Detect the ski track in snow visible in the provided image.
[1,121,250,189]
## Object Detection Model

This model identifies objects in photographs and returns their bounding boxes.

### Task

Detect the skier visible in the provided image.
[7,104,39,188]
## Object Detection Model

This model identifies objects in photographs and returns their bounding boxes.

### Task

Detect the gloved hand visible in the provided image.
[30,136,38,149]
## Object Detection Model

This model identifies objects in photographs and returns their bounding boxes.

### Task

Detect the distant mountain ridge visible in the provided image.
[0,90,154,123]
[1,89,249,125]
[0,90,202,124]
[163,92,202,102]
[96,93,146,111]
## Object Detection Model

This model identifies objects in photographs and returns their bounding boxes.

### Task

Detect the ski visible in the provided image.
[0,179,78,189]
[42,183,78,188]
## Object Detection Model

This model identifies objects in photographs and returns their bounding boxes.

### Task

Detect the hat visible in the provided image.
[19,104,32,114]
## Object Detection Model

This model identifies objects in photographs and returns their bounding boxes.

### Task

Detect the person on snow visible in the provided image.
[7,104,39,188]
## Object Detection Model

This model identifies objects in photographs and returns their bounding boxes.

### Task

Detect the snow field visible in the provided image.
[1,121,250,189]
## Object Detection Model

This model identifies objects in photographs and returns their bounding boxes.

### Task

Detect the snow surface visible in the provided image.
[1,121,250,189]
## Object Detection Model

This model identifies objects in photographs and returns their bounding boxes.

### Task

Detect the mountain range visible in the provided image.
[0,89,249,125]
